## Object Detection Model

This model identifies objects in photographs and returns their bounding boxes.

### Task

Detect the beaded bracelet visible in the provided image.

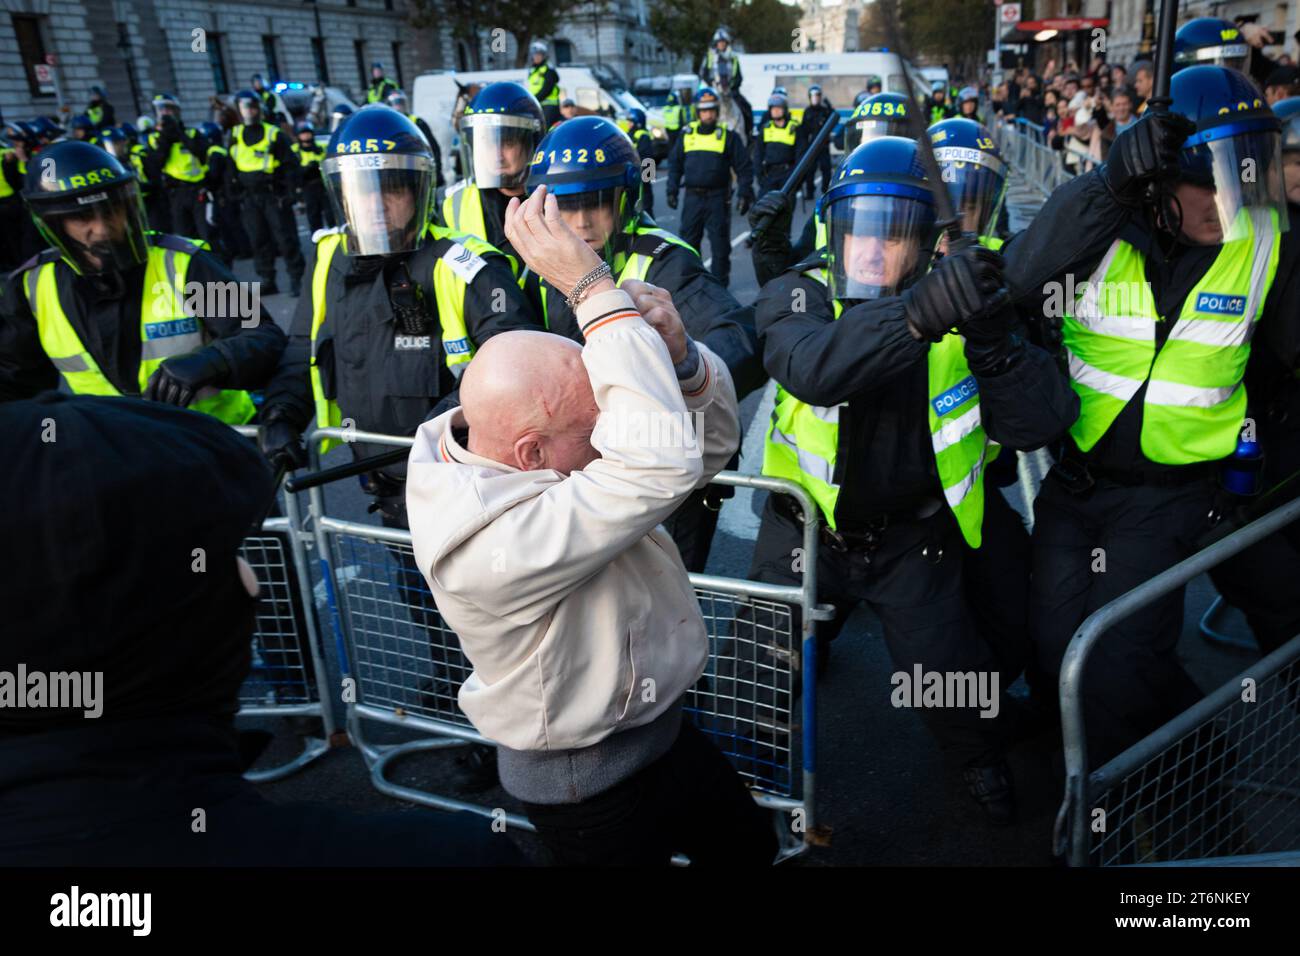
[566,262,613,310]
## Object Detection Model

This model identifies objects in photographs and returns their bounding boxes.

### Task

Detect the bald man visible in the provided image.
[406,186,774,866]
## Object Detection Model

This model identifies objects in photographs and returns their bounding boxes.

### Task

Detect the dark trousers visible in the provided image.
[1209,525,1300,655]
[1029,472,1213,766]
[215,197,253,261]
[748,495,1015,767]
[240,189,305,288]
[679,187,732,286]
[760,163,793,194]
[802,146,832,199]
[660,484,725,573]
[165,181,206,243]
[520,720,777,866]
[303,180,334,234]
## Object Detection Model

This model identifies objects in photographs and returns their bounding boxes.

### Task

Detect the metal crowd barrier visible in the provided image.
[1055,495,1300,866]
[301,426,830,862]
[992,117,1078,198]
[232,425,336,782]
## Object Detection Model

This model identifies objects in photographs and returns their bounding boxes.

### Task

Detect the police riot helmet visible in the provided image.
[198,121,224,143]
[627,107,646,128]
[821,136,939,301]
[70,114,94,137]
[928,117,1007,240]
[460,82,545,190]
[23,140,148,276]
[152,92,181,121]
[323,105,433,256]
[526,116,643,264]
[1170,65,1287,243]
[136,115,155,133]
[768,92,789,117]
[845,92,912,152]
[97,125,130,160]
[1274,96,1300,150]
[713,27,732,47]
[695,86,721,118]
[530,40,548,58]
[1174,18,1251,75]
[386,89,410,112]
[234,89,263,125]
[330,102,354,133]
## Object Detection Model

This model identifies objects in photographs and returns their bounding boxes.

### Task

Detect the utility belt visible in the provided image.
[773,491,943,554]
[1053,447,1216,495]
[162,176,204,191]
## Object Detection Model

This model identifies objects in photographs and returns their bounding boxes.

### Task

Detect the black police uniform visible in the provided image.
[225,121,305,294]
[295,138,333,235]
[527,215,767,570]
[754,115,806,193]
[667,120,753,287]
[1001,168,1300,766]
[145,126,210,243]
[202,142,252,265]
[0,239,286,402]
[629,126,655,217]
[800,100,836,198]
[749,252,1079,769]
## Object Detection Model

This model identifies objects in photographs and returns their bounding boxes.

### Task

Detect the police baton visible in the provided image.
[748,107,841,247]
[283,446,411,494]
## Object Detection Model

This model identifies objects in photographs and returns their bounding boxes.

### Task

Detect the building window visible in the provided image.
[554,38,573,65]
[262,35,281,81]
[457,40,470,72]
[208,32,230,94]
[391,41,403,89]
[355,39,367,94]
[312,36,329,84]
[12,14,53,98]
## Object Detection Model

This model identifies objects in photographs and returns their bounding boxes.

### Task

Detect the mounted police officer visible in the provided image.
[523,116,765,570]
[226,89,305,297]
[441,82,545,269]
[0,141,285,418]
[748,136,1078,823]
[666,87,753,288]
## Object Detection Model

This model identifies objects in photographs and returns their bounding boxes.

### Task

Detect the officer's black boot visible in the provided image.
[963,758,1016,826]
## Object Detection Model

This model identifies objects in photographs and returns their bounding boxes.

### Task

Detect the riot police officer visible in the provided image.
[526,41,562,129]
[666,87,753,288]
[748,136,1078,822]
[624,107,656,218]
[0,141,285,418]
[441,82,545,268]
[801,85,836,199]
[1001,66,1300,768]
[226,89,305,296]
[366,62,399,106]
[523,116,766,570]
[662,90,685,158]
[86,85,115,133]
[146,93,210,243]
[754,92,805,194]
[292,120,332,235]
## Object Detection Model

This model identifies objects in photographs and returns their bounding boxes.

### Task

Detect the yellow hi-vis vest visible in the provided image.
[1062,209,1280,465]
[528,64,559,105]
[307,225,499,452]
[662,103,683,131]
[231,124,282,175]
[762,268,997,547]
[20,237,256,425]
[0,149,15,200]
[682,121,728,154]
[441,180,523,284]
[162,131,206,182]
[762,118,799,149]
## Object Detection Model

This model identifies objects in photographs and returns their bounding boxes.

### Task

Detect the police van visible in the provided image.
[412,67,651,184]
[736,51,929,147]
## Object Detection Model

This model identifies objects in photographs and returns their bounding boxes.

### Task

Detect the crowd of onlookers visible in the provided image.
[986,34,1300,169]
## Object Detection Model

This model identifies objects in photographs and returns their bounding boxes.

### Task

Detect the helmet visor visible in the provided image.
[1176,43,1250,73]
[323,152,433,256]
[934,146,1008,238]
[29,180,148,276]
[103,138,131,161]
[552,186,635,261]
[827,193,936,300]
[463,113,539,189]
[1177,125,1290,244]
[845,116,911,153]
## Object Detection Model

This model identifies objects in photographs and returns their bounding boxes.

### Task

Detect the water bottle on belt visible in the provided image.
[1221,432,1264,497]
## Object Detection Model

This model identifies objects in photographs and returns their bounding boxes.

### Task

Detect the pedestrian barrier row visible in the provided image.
[1055,495,1300,866]
[235,425,831,861]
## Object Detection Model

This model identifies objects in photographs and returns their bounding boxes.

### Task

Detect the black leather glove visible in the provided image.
[737,193,753,216]
[902,245,1007,343]
[259,413,307,470]
[143,346,230,407]
[667,190,678,211]
[960,305,1023,376]
[1103,110,1196,199]
[747,189,791,237]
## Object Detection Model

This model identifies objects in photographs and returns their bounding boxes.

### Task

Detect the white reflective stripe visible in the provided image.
[932,402,981,454]
[808,403,842,423]
[1144,379,1239,408]
[51,354,90,372]
[1243,210,1276,324]
[1166,317,1253,348]
[141,332,204,360]
[770,422,835,486]
[1067,348,1145,401]
[1081,313,1152,341]
[1071,240,1121,323]
[943,447,984,508]
[450,186,464,227]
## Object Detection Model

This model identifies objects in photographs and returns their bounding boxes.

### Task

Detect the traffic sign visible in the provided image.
[1001,4,1021,24]
[34,64,52,83]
